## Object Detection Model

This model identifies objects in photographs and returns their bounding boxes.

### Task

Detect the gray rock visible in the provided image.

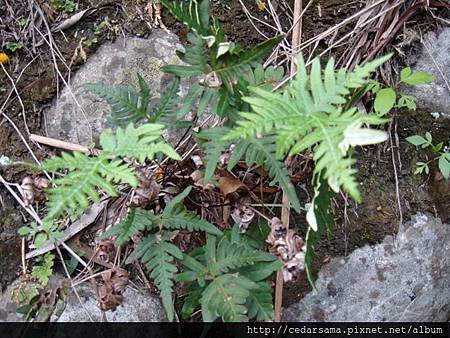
[0,289,23,322]
[45,30,187,146]
[57,281,166,322]
[0,273,166,322]
[402,27,450,116]
[283,213,450,321]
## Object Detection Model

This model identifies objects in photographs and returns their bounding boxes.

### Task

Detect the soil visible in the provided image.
[0,0,449,316]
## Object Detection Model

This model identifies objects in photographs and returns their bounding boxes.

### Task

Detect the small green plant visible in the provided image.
[19,18,28,28]
[371,67,433,116]
[82,38,98,47]
[406,132,450,179]
[4,42,23,52]
[31,253,55,285]
[176,224,280,322]
[20,123,180,250]
[94,20,109,35]
[51,0,76,13]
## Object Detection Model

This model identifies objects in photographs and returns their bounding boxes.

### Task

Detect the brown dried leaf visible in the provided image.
[97,282,122,312]
[97,268,129,311]
[97,239,116,263]
[218,176,246,197]
[230,197,254,232]
[266,219,305,282]
[131,167,161,208]
[20,177,50,205]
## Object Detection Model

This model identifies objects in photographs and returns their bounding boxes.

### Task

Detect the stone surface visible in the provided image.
[402,27,450,116]
[283,213,450,321]
[0,288,22,322]
[0,274,166,322]
[46,30,186,146]
[57,281,167,322]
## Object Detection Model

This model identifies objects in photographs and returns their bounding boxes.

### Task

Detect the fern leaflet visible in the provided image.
[84,74,150,126]
[100,208,156,246]
[228,136,301,213]
[201,273,255,322]
[245,281,274,322]
[126,232,182,322]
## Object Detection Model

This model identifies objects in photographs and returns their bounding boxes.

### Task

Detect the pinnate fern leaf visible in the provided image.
[126,232,182,322]
[228,137,301,212]
[42,152,136,221]
[215,35,284,92]
[196,127,229,183]
[100,208,157,246]
[201,273,255,322]
[162,207,223,236]
[84,74,150,126]
[245,281,274,321]
[41,123,179,221]
[100,123,181,162]
[160,0,212,38]
[226,54,392,201]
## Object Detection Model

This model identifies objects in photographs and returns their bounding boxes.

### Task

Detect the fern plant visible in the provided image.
[160,0,283,122]
[102,186,222,321]
[225,54,392,282]
[41,123,180,223]
[176,224,281,322]
[85,75,193,128]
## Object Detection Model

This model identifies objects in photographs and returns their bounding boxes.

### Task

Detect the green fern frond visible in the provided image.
[100,208,157,246]
[201,273,255,322]
[245,281,274,321]
[160,0,212,38]
[215,35,284,92]
[228,137,301,212]
[42,152,136,221]
[100,123,181,162]
[153,77,181,120]
[84,74,150,126]
[240,63,285,91]
[163,33,210,77]
[41,123,179,221]
[126,232,182,322]
[226,54,392,201]
[196,127,230,183]
[177,228,280,322]
[162,206,223,236]
[180,235,276,282]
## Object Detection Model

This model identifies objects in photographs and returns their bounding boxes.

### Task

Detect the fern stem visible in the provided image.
[274,0,303,323]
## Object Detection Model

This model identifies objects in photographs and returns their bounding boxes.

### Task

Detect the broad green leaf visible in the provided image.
[400,70,433,85]
[406,135,427,146]
[400,67,412,82]
[397,95,416,110]
[438,154,450,179]
[374,87,396,116]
